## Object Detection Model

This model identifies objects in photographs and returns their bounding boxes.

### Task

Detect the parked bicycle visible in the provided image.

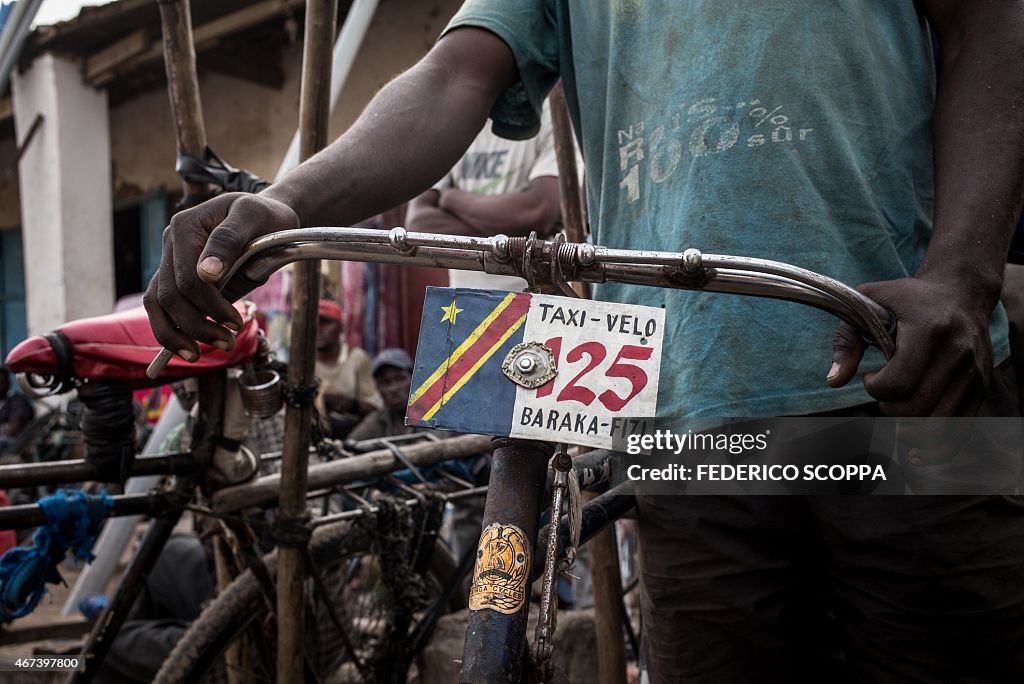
[0,293,629,683]
[0,309,491,682]
[139,225,893,682]
[3,222,893,684]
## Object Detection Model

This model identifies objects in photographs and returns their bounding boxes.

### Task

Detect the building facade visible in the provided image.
[0,0,461,360]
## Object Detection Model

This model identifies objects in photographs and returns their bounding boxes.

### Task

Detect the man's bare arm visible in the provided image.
[261,28,518,229]
[439,176,562,237]
[144,28,518,360]
[917,0,1024,301]
[405,190,481,236]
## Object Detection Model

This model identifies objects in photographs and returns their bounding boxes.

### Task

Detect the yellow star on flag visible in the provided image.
[440,301,463,325]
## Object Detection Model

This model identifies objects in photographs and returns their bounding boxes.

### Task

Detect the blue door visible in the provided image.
[0,228,27,362]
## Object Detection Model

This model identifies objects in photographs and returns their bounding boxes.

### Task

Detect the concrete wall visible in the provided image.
[12,53,114,333]
[110,0,462,201]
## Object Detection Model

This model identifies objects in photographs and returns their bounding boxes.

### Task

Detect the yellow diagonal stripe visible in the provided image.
[420,311,528,422]
[409,292,518,406]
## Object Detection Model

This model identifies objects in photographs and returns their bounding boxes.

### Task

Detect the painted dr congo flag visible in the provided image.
[407,288,529,436]
[408,287,665,449]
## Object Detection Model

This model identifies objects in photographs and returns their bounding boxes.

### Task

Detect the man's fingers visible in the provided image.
[158,286,236,349]
[157,251,237,350]
[166,201,245,331]
[147,193,298,356]
[196,195,275,286]
[143,278,199,362]
[827,320,865,387]
[862,331,934,403]
[197,224,244,284]
[171,246,243,332]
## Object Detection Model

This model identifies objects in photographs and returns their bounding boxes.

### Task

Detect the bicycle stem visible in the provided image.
[146,227,896,378]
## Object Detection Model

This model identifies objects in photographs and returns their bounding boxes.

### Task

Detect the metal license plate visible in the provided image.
[407,287,664,450]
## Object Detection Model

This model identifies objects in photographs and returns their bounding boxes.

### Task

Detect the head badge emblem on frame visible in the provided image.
[468,523,530,614]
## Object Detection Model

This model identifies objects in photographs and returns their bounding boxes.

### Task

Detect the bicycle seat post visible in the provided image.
[459,437,554,684]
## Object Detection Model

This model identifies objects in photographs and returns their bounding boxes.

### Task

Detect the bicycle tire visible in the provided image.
[154,518,463,684]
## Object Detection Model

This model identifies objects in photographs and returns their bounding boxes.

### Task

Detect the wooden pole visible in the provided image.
[156,3,237,678]
[157,0,208,201]
[276,0,337,681]
[548,83,584,244]
[212,433,492,513]
[581,490,628,684]
[549,82,628,684]
[548,82,590,299]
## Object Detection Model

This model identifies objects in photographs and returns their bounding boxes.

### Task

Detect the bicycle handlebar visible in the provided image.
[146,227,896,378]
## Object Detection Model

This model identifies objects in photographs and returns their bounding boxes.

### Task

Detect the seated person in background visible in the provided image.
[350,349,489,578]
[314,299,381,439]
[0,366,34,455]
[348,348,421,442]
[90,534,215,683]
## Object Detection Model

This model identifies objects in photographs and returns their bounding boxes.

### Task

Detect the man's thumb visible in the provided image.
[828,321,866,388]
[195,199,262,284]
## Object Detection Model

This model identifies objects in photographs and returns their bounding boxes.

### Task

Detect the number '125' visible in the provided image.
[535,336,654,411]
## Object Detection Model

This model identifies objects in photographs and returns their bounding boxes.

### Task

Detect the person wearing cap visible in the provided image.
[347,348,420,441]
[350,348,488,574]
[314,299,382,439]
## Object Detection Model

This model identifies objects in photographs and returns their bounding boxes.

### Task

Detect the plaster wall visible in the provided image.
[109,0,461,201]
[12,53,114,333]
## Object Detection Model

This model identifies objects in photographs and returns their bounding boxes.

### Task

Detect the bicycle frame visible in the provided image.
[68,370,228,683]
[0,364,488,680]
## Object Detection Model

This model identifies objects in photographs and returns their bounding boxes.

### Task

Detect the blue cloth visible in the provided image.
[445,1,1011,418]
[0,490,112,619]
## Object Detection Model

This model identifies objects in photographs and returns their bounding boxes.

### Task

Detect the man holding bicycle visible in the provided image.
[145,1,1024,681]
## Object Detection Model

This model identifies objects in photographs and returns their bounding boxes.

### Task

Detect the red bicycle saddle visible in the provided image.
[4,302,260,384]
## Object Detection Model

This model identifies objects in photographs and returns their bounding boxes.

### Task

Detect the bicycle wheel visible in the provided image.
[154,516,464,684]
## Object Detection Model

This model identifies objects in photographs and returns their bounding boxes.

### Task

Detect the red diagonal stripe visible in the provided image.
[408,294,531,424]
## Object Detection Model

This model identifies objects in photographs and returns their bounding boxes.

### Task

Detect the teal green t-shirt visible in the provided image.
[447,1,1010,418]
